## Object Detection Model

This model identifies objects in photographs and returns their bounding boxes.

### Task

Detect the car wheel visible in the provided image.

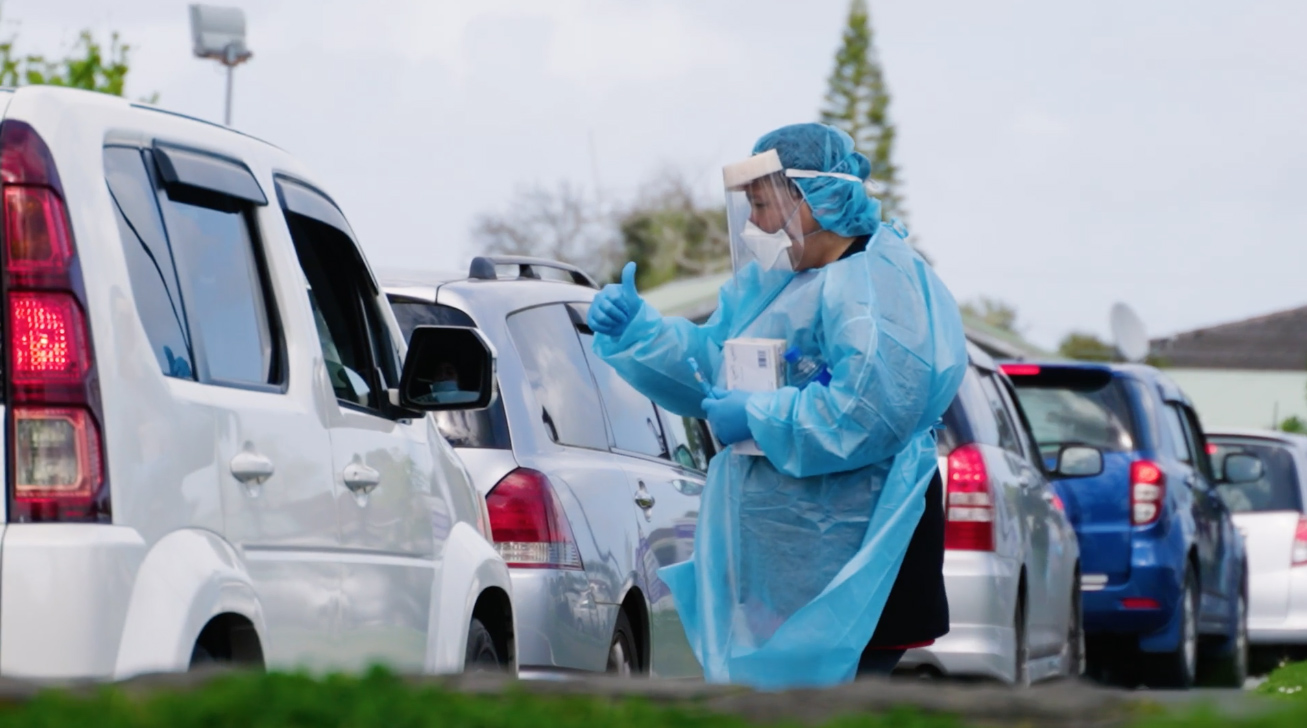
[1014,591,1031,687]
[1147,564,1198,689]
[189,643,216,670]
[1064,577,1085,679]
[607,611,638,676]
[465,617,502,671]
[1199,591,1248,687]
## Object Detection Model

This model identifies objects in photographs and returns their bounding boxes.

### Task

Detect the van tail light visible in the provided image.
[1,121,109,523]
[1130,460,1165,526]
[944,444,994,551]
[1293,516,1307,567]
[485,468,582,569]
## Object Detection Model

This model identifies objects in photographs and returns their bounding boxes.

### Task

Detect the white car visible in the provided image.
[1208,430,1307,669]
[0,86,514,679]
[898,345,1085,684]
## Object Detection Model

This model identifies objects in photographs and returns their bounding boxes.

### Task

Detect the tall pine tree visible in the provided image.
[820,0,905,225]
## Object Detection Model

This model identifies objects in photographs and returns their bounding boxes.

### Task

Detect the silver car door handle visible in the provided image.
[343,462,381,494]
[634,482,656,510]
[230,451,275,485]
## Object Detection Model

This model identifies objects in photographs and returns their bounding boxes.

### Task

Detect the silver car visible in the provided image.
[1208,430,1307,669]
[383,257,709,678]
[897,345,1085,684]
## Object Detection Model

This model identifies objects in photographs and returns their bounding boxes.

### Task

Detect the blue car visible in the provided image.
[1004,362,1250,688]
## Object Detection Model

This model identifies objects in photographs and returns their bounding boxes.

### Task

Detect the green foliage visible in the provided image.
[1279,416,1307,434]
[2,667,1307,727]
[0,668,967,728]
[0,26,153,101]
[619,174,730,290]
[1260,659,1307,698]
[820,0,904,223]
[960,297,1019,334]
[1058,332,1117,362]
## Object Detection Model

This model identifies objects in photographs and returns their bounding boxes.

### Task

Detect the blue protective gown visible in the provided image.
[592,223,967,689]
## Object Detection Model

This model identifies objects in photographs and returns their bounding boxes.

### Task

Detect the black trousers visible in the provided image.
[861,470,949,661]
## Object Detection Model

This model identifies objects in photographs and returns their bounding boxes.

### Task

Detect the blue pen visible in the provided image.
[688,358,713,397]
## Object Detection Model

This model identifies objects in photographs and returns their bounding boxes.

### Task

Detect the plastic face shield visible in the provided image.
[724,150,807,273]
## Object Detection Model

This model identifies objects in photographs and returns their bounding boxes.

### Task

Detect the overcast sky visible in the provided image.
[8,0,1305,349]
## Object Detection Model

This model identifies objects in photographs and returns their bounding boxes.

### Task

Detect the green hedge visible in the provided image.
[0,668,1306,727]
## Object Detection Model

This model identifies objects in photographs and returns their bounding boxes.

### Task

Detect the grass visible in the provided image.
[1258,659,1307,699]
[0,666,1305,727]
[0,668,965,728]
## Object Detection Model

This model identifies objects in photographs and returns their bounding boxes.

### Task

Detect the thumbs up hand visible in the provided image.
[588,262,645,337]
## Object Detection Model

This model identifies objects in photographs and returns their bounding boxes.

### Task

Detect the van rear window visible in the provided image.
[1009,373,1138,457]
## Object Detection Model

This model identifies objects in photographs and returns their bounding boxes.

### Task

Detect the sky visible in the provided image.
[7,0,1306,349]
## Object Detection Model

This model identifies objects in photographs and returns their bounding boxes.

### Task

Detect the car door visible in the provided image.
[109,144,344,670]
[977,369,1056,656]
[1177,404,1237,624]
[277,177,440,672]
[1160,400,1220,617]
[503,303,645,670]
[994,371,1075,658]
[567,308,704,677]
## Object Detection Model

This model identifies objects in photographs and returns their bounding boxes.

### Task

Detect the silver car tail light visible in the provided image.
[485,468,582,569]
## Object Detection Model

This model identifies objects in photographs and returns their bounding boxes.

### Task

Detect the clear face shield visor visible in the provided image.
[724,150,807,273]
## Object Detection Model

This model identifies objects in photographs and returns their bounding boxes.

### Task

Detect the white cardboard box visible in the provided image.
[722,338,786,456]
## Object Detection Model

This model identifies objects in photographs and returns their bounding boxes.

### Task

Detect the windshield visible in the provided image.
[1010,377,1137,458]
[1210,438,1303,513]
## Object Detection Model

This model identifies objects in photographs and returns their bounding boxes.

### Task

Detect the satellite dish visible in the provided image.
[1110,303,1149,362]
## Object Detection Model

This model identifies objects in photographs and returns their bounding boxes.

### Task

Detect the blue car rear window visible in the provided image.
[1011,376,1138,458]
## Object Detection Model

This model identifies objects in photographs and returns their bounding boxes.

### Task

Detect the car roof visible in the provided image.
[382,269,597,322]
[1207,428,1307,448]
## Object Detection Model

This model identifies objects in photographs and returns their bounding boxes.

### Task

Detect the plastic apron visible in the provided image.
[593,224,967,689]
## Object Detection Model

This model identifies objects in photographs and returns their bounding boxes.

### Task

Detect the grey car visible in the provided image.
[383,257,711,678]
[897,345,1085,684]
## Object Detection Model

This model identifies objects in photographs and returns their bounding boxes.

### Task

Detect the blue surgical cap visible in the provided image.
[752,123,882,238]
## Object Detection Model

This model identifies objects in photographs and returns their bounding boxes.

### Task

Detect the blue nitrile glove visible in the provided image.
[701,388,754,446]
[587,262,643,337]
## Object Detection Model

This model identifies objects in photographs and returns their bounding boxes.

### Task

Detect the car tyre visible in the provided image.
[1013,591,1031,687]
[607,611,638,676]
[465,617,502,672]
[1199,591,1248,687]
[1146,564,1199,689]
[1063,576,1085,679]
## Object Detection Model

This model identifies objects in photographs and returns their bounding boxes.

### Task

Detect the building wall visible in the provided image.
[1165,368,1307,430]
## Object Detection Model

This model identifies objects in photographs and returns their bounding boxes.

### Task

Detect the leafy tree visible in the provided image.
[820,0,905,223]
[471,181,621,283]
[1279,416,1306,434]
[0,25,153,101]
[618,172,730,290]
[960,297,1020,334]
[1058,332,1117,362]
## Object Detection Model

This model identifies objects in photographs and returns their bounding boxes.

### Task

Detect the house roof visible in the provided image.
[1150,305,1307,371]
[642,273,1052,361]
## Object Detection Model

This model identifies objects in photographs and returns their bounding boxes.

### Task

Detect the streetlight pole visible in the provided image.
[189,5,252,127]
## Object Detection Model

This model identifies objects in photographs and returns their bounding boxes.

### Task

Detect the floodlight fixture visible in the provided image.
[188,5,253,126]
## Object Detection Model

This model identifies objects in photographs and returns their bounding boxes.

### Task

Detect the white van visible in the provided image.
[0,86,514,679]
